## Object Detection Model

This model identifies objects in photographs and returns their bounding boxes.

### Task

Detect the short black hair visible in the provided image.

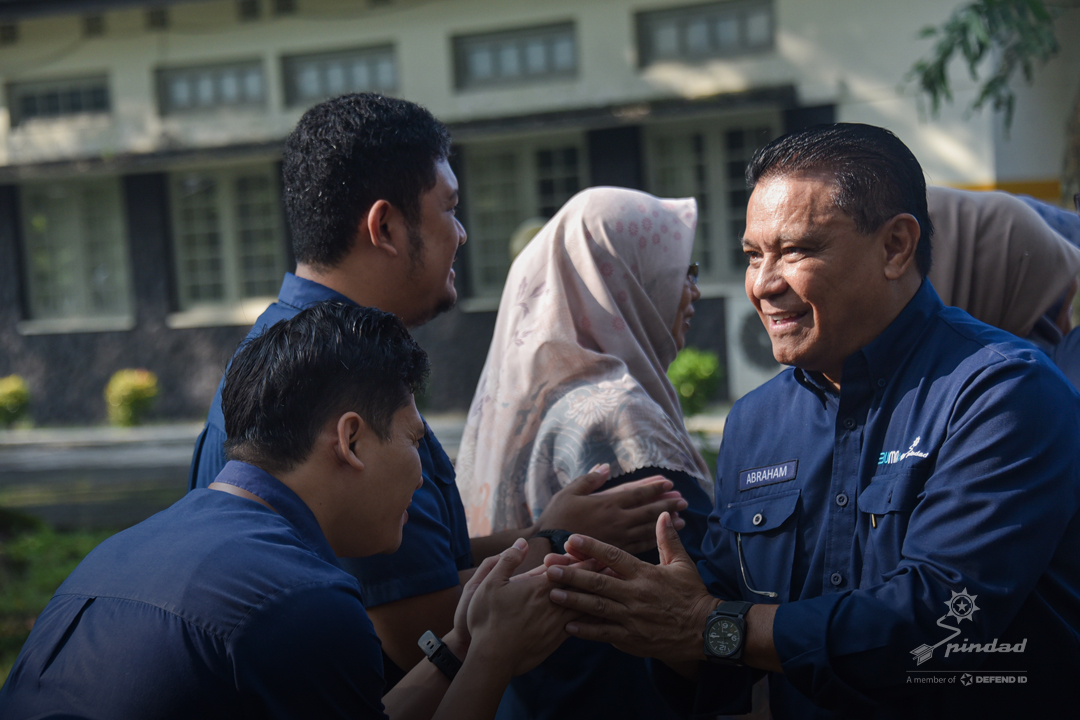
[746,123,934,276]
[222,301,429,475]
[282,93,452,268]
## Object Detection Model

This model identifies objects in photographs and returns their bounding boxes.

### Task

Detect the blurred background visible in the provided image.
[0,0,1078,683]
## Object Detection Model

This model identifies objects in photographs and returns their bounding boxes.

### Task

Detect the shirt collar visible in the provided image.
[211,460,341,568]
[277,273,356,311]
[856,278,943,386]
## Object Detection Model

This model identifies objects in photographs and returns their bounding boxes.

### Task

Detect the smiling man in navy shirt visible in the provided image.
[0,302,581,719]
[542,123,1080,718]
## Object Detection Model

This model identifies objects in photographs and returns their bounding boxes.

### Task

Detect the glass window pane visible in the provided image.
[498,43,520,77]
[196,73,215,105]
[525,39,546,74]
[687,19,709,53]
[552,36,574,70]
[376,57,395,89]
[469,46,493,79]
[219,69,239,103]
[20,179,130,320]
[244,68,263,101]
[297,62,320,99]
[171,77,192,108]
[326,60,346,94]
[653,21,679,58]
[716,17,739,50]
[351,59,371,90]
[746,10,771,46]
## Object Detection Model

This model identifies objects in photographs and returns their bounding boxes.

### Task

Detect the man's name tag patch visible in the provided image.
[739,460,798,491]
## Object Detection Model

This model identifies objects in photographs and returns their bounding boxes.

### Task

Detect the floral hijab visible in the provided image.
[456,187,711,535]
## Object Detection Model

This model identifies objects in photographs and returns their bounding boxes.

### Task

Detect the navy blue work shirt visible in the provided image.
[0,461,387,719]
[1052,326,1080,390]
[188,273,472,608]
[661,281,1080,719]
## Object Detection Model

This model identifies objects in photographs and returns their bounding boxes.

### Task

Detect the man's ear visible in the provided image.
[363,199,406,259]
[334,411,368,472]
[881,213,921,280]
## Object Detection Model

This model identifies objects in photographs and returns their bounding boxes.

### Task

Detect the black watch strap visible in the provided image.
[535,528,572,554]
[711,600,754,620]
[418,630,462,681]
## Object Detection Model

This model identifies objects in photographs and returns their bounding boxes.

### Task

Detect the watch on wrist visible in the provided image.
[535,528,572,554]
[418,630,462,681]
[703,600,753,666]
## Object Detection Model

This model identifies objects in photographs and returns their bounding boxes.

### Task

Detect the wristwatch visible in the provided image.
[535,528,573,554]
[418,630,462,681]
[703,600,754,666]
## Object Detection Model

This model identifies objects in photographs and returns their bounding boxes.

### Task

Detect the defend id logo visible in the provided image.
[911,588,1027,665]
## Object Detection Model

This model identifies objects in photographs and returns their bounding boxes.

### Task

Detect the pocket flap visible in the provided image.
[720,490,800,533]
[858,468,926,514]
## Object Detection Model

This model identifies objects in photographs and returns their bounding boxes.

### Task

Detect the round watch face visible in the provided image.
[706,617,742,657]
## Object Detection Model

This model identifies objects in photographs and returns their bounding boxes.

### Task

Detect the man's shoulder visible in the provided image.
[61,492,359,636]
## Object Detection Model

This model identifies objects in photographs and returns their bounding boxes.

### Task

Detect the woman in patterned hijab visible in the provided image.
[458,186,712,535]
[456,186,714,720]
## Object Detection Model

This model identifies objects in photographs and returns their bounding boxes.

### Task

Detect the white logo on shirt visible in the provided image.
[878,436,930,466]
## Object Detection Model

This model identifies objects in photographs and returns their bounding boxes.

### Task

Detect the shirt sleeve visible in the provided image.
[341,429,472,606]
[771,357,1080,714]
[230,583,388,720]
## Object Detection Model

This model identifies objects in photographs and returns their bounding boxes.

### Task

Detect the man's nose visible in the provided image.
[751,255,786,298]
[456,217,467,246]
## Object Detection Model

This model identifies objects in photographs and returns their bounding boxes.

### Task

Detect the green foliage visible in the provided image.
[0,510,113,684]
[104,369,159,427]
[0,375,30,428]
[907,0,1060,131]
[667,347,722,417]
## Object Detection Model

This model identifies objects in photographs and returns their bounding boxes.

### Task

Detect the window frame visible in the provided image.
[643,112,780,289]
[17,176,133,327]
[156,59,267,116]
[461,132,588,301]
[636,0,775,68]
[281,44,397,108]
[452,21,578,91]
[6,75,111,127]
[168,162,287,313]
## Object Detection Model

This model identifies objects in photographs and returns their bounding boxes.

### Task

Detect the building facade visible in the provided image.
[1,0,1077,424]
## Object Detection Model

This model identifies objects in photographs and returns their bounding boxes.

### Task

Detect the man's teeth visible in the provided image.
[771,313,799,323]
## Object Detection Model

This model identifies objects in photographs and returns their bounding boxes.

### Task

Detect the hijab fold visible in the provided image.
[927,187,1080,338]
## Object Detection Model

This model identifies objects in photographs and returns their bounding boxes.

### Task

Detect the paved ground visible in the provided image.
[0,410,725,530]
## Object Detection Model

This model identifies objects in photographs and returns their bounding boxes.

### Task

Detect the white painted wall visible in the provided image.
[0,0,1073,193]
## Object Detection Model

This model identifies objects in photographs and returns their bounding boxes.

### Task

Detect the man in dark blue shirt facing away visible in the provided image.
[0,302,580,720]
[542,124,1080,718]
[187,93,688,687]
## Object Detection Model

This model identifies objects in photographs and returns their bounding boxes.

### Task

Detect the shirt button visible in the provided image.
[877,378,887,388]
[836,493,849,507]
[830,572,843,586]
[843,418,856,430]
[752,512,764,526]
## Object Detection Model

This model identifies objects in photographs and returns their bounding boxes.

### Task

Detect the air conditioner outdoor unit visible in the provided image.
[724,294,784,400]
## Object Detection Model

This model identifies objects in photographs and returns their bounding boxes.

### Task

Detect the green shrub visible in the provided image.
[104,369,159,427]
[0,375,30,428]
[667,347,722,417]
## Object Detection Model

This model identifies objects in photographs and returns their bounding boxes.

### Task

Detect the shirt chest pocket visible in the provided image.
[719,489,800,603]
[857,468,927,580]
[857,468,926,515]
